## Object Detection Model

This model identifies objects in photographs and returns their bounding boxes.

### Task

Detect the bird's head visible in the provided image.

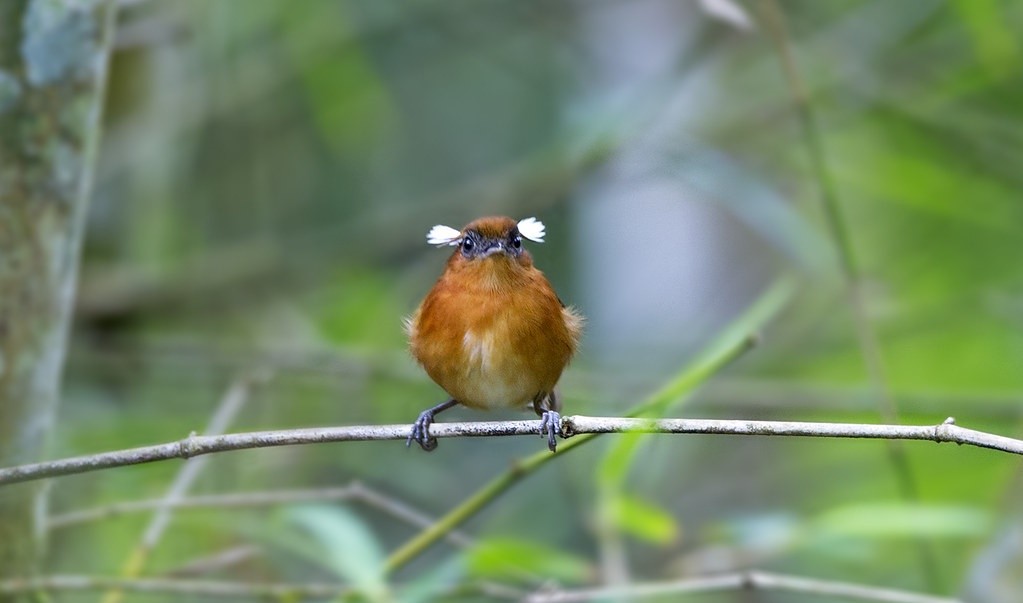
[426,216,545,271]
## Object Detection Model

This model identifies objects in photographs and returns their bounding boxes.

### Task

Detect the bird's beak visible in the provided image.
[482,241,507,257]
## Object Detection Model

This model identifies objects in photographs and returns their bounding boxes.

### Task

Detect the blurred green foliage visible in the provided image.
[35,0,1023,601]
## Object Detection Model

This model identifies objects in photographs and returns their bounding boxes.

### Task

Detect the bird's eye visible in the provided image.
[511,235,522,249]
[461,237,475,252]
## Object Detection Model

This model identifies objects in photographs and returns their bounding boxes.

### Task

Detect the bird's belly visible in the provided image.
[461,372,533,410]
[449,330,537,409]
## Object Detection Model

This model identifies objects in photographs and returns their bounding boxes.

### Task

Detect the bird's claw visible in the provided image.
[407,410,439,451]
[539,410,561,452]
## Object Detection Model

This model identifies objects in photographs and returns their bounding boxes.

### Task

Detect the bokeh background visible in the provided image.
[44,0,1023,601]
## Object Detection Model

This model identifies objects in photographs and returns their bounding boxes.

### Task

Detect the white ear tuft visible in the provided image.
[516,217,545,243]
[426,225,462,246]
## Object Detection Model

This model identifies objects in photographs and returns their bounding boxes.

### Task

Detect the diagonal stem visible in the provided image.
[99,373,265,603]
[383,278,794,573]
[756,0,941,591]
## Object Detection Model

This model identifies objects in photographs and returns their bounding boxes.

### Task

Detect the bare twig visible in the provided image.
[586,279,793,594]
[349,481,474,548]
[0,570,956,602]
[0,575,520,600]
[161,545,262,578]
[524,570,960,603]
[48,488,364,529]
[757,0,940,588]
[0,576,349,599]
[137,377,258,543]
[102,374,263,603]
[49,483,473,548]
[2,416,1020,488]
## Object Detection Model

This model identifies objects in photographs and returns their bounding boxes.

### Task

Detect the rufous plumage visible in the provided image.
[405,216,583,451]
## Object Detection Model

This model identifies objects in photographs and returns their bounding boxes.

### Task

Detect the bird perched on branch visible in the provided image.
[404,216,583,452]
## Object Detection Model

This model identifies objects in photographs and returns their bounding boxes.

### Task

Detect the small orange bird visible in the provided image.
[405,216,583,452]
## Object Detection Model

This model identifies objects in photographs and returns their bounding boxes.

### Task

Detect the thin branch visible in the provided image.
[101,374,262,603]
[380,413,1013,573]
[48,488,361,529]
[2,416,1020,488]
[0,571,956,602]
[557,415,1017,451]
[140,375,261,546]
[161,545,261,578]
[0,575,520,600]
[757,0,940,588]
[18,279,783,587]
[582,279,794,595]
[108,485,537,590]
[0,575,352,599]
[349,481,475,549]
[49,483,473,548]
[524,570,960,603]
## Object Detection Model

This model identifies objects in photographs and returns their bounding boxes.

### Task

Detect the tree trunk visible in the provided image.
[0,0,116,594]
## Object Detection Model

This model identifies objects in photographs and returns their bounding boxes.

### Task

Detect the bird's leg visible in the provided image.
[533,391,561,453]
[407,398,459,451]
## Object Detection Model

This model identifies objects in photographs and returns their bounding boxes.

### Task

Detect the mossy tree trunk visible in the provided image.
[0,0,116,594]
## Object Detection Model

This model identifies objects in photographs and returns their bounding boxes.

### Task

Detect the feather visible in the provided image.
[407,263,578,410]
[426,224,462,246]
[517,217,545,243]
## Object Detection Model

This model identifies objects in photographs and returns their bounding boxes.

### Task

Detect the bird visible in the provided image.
[404,216,583,452]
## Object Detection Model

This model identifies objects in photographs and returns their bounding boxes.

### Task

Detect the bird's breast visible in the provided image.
[456,327,534,409]
[409,274,577,410]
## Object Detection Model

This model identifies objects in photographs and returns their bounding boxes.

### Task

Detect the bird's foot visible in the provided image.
[539,410,561,452]
[407,409,439,451]
[407,399,458,452]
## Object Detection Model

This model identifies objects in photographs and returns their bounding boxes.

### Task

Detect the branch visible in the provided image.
[0,575,352,599]
[559,416,1022,455]
[525,570,960,603]
[2,416,1020,488]
[757,0,940,587]
[0,575,520,600]
[0,571,958,602]
[48,483,473,548]
[48,487,364,528]
[161,545,261,578]
[102,375,261,603]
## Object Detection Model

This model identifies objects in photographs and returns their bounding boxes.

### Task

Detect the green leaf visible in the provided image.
[398,556,465,603]
[597,431,645,487]
[466,537,590,583]
[810,503,992,539]
[605,494,679,546]
[280,505,389,601]
[598,277,796,488]
[953,0,1021,78]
